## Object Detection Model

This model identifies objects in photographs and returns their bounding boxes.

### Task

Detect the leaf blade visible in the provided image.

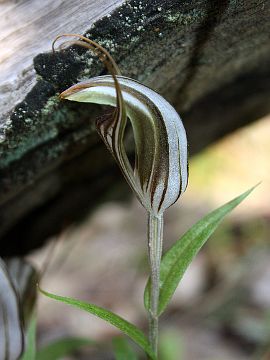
[144,186,256,315]
[39,287,156,360]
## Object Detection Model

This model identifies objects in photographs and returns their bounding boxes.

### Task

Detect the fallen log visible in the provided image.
[0,0,269,256]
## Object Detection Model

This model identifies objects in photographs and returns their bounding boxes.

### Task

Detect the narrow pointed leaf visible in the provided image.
[37,337,94,360]
[0,258,24,360]
[21,316,36,360]
[112,337,138,360]
[39,287,156,360]
[144,186,256,315]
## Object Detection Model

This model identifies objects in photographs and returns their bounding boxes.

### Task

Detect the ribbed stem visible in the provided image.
[147,212,164,357]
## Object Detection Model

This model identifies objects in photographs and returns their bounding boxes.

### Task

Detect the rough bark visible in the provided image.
[0,0,269,256]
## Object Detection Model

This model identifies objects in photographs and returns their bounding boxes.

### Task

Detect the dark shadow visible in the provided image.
[179,0,230,101]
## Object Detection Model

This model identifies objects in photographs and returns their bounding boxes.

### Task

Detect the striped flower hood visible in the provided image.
[57,34,188,215]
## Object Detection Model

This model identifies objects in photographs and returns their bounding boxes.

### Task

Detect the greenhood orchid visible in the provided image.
[53,34,188,356]
[37,35,254,359]
[56,35,189,216]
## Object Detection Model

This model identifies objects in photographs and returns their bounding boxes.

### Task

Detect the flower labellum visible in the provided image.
[57,35,188,215]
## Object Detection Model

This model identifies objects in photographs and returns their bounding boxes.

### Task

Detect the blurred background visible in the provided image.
[28,114,270,359]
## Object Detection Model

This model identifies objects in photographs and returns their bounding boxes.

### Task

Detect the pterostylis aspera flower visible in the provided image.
[53,34,188,357]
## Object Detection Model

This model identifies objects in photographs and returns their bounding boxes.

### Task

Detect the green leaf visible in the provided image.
[21,316,36,360]
[39,287,156,360]
[112,337,138,360]
[144,186,257,315]
[37,337,94,360]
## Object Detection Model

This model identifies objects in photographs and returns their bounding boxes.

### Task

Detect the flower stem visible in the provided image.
[147,212,164,357]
